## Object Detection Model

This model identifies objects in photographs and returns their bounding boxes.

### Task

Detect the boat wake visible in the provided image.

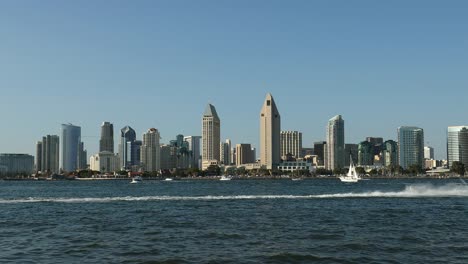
[1,184,467,204]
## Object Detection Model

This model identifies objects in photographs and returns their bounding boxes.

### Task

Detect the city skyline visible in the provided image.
[1,1,468,160]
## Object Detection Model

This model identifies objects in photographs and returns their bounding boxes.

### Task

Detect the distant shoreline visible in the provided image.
[1,175,466,181]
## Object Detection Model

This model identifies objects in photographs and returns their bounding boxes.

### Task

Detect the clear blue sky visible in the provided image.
[1,0,467,160]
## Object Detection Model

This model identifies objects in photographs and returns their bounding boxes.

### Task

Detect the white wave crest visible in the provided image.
[1,184,467,204]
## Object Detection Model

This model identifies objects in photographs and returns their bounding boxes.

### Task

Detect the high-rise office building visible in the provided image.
[326,115,345,170]
[313,141,326,166]
[202,104,221,170]
[280,131,302,159]
[424,146,434,160]
[358,141,374,166]
[184,136,201,169]
[398,126,424,169]
[236,144,255,165]
[77,142,87,170]
[141,128,161,172]
[447,126,468,168]
[39,135,60,174]
[36,141,42,172]
[383,140,398,167]
[60,123,82,172]
[169,134,191,169]
[345,144,358,166]
[119,126,136,170]
[100,122,114,153]
[260,93,281,169]
[220,139,232,165]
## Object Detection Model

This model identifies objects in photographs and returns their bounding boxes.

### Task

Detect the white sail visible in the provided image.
[339,156,361,183]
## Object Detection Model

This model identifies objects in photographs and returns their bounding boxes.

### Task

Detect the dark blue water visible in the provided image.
[1,179,467,263]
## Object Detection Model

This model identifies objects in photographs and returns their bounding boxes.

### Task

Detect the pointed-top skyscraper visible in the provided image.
[260,93,281,169]
[202,104,221,170]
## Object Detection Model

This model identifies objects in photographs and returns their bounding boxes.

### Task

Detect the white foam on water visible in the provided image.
[1,184,467,204]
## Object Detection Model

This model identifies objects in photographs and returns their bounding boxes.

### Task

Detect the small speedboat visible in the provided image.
[164,178,173,181]
[220,175,232,181]
[131,176,142,184]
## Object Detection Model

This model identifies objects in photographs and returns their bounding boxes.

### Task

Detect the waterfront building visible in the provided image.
[100,122,114,153]
[202,104,221,170]
[382,140,398,167]
[326,115,345,170]
[278,159,313,173]
[424,146,434,160]
[235,144,255,165]
[184,136,201,169]
[141,128,161,172]
[260,93,281,169]
[220,139,232,165]
[60,123,82,172]
[119,126,136,170]
[447,126,468,168]
[398,126,424,169]
[39,135,60,174]
[89,151,119,173]
[345,144,358,167]
[358,141,374,166]
[313,141,326,166]
[280,131,302,159]
[0,154,34,175]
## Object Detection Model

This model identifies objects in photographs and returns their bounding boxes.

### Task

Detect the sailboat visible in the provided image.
[339,156,361,183]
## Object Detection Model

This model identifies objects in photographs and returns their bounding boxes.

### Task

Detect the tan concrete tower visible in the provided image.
[260,93,281,169]
[202,104,221,170]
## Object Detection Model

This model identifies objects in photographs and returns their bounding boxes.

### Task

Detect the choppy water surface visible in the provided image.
[1,179,467,263]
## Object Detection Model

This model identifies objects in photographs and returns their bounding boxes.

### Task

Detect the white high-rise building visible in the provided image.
[280,131,302,159]
[260,93,281,169]
[141,128,161,172]
[326,115,345,170]
[447,126,468,168]
[202,104,221,170]
[424,146,434,160]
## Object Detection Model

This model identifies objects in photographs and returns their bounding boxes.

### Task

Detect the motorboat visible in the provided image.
[131,176,142,184]
[164,178,173,181]
[220,175,232,181]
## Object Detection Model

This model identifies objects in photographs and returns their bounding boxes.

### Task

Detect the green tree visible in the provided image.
[356,167,366,175]
[451,161,465,176]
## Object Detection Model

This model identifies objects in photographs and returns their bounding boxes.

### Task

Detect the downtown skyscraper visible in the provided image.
[184,136,201,169]
[326,115,345,170]
[398,126,424,169]
[202,104,220,170]
[100,122,114,153]
[60,123,84,172]
[260,93,281,169]
[447,126,468,168]
[36,135,60,174]
[280,131,302,159]
[141,128,161,172]
[119,126,137,170]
